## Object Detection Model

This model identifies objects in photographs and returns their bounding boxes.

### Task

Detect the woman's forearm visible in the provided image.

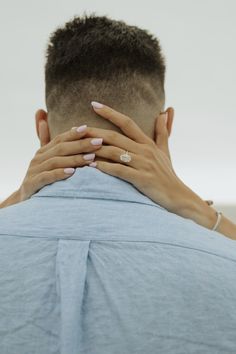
[174,183,236,240]
[0,190,21,209]
[214,215,236,240]
[1,181,236,241]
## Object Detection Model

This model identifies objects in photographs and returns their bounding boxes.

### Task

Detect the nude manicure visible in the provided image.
[91,101,104,109]
[89,162,97,167]
[91,138,103,145]
[83,153,95,161]
[64,168,75,174]
[77,125,87,133]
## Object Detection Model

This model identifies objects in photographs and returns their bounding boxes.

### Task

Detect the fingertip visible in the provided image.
[156,113,167,128]
[64,168,75,175]
[164,112,168,125]
[91,101,104,109]
[89,162,97,168]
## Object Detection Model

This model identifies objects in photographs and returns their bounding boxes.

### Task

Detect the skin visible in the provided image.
[1,103,236,240]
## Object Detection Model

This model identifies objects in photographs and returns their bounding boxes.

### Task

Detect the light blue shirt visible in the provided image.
[0,166,236,354]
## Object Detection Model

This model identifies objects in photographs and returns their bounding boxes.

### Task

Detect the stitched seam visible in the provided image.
[0,233,235,263]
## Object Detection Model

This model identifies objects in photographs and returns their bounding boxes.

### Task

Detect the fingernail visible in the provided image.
[83,153,95,161]
[64,168,75,174]
[71,127,77,130]
[91,101,104,109]
[91,138,103,145]
[89,162,97,167]
[77,124,87,133]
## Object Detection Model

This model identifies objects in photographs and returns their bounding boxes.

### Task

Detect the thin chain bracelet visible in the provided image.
[212,212,223,231]
[205,200,223,231]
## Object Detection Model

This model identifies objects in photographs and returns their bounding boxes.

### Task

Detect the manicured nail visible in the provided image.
[83,153,95,161]
[91,101,104,109]
[91,138,103,145]
[64,168,75,174]
[77,124,87,133]
[89,162,97,167]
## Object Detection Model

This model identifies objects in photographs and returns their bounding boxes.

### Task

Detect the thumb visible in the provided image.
[39,120,50,147]
[155,112,168,147]
[155,112,171,161]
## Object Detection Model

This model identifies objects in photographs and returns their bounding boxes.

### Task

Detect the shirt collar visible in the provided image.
[31,166,164,209]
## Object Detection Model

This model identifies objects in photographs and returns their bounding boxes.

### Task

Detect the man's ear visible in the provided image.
[35,109,51,147]
[164,107,174,137]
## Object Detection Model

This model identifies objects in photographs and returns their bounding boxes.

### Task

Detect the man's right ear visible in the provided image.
[35,109,51,147]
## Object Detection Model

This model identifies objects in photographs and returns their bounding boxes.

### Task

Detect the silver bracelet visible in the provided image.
[212,211,223,231]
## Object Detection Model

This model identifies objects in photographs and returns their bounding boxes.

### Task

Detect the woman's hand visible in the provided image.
[85,102,236,239]
[18,128,107,202]
[0,127,105,208]
[86,103,203,213]
[1,102,235,240]
[0,104,212,213]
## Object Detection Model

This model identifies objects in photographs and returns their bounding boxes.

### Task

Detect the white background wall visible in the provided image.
[0,0,235,211]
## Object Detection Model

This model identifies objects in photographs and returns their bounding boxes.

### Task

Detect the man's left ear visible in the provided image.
[35,109,51,147]
[164,107,174,137]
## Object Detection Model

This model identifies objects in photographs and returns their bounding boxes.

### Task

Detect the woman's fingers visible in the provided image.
[90,160,140,185]
[38,124,141,163]
[39,120,50,147]
[38,128,141,163]
[39,124,89,154]
[36,137,103,163]
[31,168,76,194]
[32,153,96,174]
[91,101,153,145]
[155,112,171,161]
[86,127,140,152]
[95,146,141,169]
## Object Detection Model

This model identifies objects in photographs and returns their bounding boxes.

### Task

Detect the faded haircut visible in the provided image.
[45,15,166,137]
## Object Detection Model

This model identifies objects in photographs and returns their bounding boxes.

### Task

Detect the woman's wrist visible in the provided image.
[170,181,217,230]
[170,181,236,240]
[179,195,217,229]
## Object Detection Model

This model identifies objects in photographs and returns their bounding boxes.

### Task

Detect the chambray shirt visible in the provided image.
[0,166,236,354]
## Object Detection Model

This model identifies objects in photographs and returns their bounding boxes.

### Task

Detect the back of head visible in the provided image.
[45,15,166,139]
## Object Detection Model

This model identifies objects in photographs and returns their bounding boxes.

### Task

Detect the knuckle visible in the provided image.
[109,131,119,142]
[112,149,119,160]
[47,157,59,169]
[72,155,82,165]
[70,129,76,138]
[145,159,156,171]
[144,144,155,158]
[55,169,63,178]
[36,147,44,154]
[76,139,89,152]
[55,143,64,155]
[107,147,118,160]
[114,164,122,173]
[148,139,157,148]
[85,127,92,135]
[30,154,41,166]
[121,117,132,130]
[53,135,61,145]
[38,172,48,185]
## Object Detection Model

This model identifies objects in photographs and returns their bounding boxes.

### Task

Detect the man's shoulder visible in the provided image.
[0,194,235,264]
[0,196,46,236]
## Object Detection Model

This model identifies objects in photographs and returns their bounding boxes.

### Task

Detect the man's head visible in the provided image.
[36,15,173,144]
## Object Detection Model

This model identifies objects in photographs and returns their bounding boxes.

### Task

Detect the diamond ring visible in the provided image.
[120,151,132,163]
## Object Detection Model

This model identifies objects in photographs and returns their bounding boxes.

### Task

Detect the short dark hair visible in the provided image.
[45,15,166,131]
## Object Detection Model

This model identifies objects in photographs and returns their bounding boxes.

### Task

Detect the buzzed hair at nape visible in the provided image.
[45,15,166,136]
